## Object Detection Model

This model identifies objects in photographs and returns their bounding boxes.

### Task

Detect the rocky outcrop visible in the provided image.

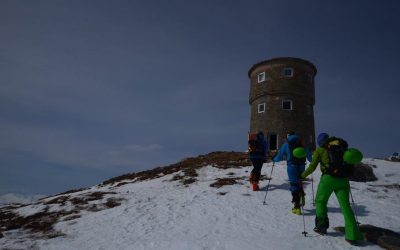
[335,224,400,249]
[350,163,378,182]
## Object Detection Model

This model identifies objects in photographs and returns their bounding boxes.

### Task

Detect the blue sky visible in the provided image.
[1,0,399,197]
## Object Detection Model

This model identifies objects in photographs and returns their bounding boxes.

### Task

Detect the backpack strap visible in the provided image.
[321,137,351,176]
[323,137,348,149]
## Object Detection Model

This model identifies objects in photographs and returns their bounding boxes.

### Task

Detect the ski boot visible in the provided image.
[249,173,255,183]
[291,206,302,215]
[252,182,260,191]
[249,173,260,191]
[345,239,361,246]
[313,227,327,235]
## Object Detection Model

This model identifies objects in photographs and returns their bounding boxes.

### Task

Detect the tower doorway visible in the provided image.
[268,134,278,151]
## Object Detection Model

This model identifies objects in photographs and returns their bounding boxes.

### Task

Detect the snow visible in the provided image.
[1,158,400,249]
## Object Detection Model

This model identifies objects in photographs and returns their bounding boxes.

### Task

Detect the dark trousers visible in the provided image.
[250,159,264,183]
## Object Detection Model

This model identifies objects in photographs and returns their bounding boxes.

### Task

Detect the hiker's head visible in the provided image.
[317,133,329,146]
[257,131,264,139]
[287,131,296,137]
[287,134,298,143]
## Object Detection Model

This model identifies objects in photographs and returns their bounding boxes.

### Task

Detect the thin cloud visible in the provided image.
[0,193,45,206]
[124,144,163,152]
[0,122,164,170]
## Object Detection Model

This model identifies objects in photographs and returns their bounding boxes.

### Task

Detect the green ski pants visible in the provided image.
[315,175,363,241]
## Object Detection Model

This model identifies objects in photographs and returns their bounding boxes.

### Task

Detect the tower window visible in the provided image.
[257,72,266,83]
[258,103,266,113]
[282,100,292,110]
[282,68,294,77]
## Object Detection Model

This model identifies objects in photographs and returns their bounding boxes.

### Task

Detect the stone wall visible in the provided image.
[248,57,317,149]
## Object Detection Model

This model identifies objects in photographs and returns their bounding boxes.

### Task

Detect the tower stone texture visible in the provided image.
[248,57,317,151]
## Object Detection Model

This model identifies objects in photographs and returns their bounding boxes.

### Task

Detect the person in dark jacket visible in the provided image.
[248,132,268,191]
[273,133,312,214]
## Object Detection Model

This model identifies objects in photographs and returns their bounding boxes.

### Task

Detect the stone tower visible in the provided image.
[248,57,317,151]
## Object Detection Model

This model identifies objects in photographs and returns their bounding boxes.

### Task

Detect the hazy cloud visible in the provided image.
[0,193,46,206]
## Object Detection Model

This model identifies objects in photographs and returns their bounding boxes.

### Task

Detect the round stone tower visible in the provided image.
[248,57,317,151]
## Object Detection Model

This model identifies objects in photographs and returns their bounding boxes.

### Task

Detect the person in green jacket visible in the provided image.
[301,133,363,244]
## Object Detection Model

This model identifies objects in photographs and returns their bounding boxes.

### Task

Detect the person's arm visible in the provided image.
[306,147,313,162]
[301,148,321,178]
[273,143,287,162]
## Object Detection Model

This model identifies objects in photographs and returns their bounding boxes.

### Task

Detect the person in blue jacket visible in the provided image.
[273,133,312,214]
[249,131,268,191]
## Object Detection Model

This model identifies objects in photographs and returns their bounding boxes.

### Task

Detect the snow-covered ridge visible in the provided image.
[1,152,400,249]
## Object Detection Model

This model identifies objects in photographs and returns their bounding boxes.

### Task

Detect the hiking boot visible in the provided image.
[291,207,301,215]
[345,239,361,246]
[249,173,256,182]
[252,182,260,191]
[313,227,327,235]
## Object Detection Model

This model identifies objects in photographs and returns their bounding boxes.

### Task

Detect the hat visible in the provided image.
[317,133,329,146]
[287,131,296,137]
[287,134,299,143]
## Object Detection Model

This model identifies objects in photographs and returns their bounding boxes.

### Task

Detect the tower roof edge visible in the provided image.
[247,57,317,78]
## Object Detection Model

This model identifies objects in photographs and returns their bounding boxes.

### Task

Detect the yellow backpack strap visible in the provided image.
[328,139,340,147]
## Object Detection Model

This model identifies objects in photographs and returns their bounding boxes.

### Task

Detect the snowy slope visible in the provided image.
[1,155,399,250]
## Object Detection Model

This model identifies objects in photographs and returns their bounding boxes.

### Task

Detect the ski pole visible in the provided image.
[311,174,315,206]
[349,187,359,225]
[299,179,308,237]
[263,162,275,205]
[301,206,308,237]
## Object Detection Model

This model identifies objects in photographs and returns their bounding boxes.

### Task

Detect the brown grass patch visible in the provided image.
[45,196,70,205]
[0,191,123,239]
[63,214,81,221]
[101,151,251,187]
[209,177,243,188]
[105,198,123,208]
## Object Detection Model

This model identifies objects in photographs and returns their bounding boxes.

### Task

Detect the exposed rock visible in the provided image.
[386,157,400,162]
[386,152,400,162]
[334,224,400,249]
[350,163,378,182]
